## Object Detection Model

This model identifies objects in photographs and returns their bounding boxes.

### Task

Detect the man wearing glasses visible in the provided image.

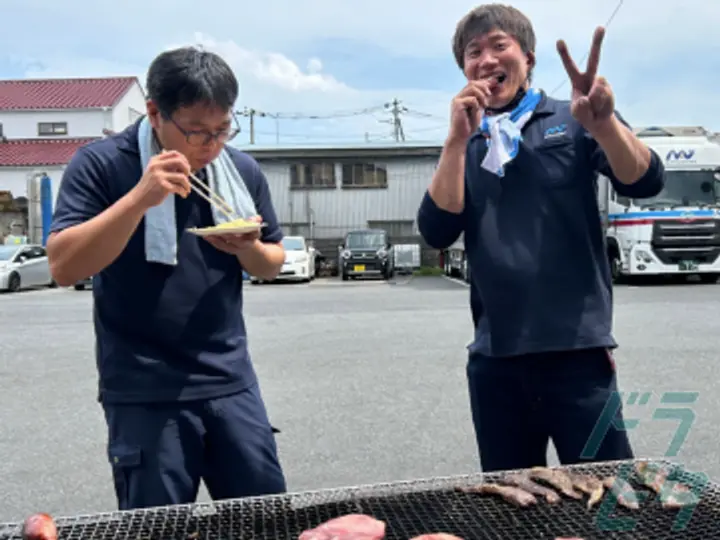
[46,47,287,509]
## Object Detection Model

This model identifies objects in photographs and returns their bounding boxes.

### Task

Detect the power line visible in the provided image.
[237,106,384,121]
[236,100,425,144]
[549,0,625,97]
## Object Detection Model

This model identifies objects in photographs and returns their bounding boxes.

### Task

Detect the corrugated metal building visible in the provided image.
[243,142,442,259]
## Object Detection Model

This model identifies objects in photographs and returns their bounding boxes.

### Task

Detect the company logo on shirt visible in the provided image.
[543,123,567,139]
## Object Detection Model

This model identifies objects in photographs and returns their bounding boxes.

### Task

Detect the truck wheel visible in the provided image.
[608,249,623,283]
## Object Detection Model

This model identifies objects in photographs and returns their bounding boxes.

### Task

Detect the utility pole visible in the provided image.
[382,98,407,142]
[239,107,279,144]
[240,107,259,144]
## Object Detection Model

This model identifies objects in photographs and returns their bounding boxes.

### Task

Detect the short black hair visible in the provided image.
[146,46,239,118]
[453,4,536,76]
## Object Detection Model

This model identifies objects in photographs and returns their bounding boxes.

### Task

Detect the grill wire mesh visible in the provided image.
[2,459,719,540]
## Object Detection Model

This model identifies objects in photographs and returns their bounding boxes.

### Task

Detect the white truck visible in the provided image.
[600,126,720,283]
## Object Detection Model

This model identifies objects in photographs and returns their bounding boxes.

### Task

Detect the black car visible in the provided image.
[339,228,394,280]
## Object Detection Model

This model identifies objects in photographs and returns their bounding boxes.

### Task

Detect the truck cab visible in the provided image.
[599,126,720,283]
[339,228,394,280]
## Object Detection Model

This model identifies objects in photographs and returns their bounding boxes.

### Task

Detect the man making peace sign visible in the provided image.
[417,4,665,472]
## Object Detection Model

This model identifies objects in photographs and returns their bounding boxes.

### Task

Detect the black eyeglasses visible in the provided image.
[169,116,240,147]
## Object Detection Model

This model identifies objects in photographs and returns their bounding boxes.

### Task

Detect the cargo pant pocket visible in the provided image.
[107,444,142,511]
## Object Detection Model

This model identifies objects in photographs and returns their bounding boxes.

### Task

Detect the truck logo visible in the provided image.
[666,149,695,161]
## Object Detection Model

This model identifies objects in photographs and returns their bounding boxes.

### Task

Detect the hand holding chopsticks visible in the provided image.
[132,150,196,209]
[187,171,237,220]
[133,149,239,224]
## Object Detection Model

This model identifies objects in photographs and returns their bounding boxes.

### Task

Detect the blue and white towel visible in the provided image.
[138,116,258,266]
[479,88,542,177]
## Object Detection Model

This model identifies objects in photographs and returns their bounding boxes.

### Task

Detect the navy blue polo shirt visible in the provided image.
[50,119,283,403]
[418,91,664,358]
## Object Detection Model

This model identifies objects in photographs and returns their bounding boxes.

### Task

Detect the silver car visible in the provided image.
[0,244,55,292]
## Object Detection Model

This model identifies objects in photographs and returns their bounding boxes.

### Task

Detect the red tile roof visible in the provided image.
[0,138,99,167]
[0,77,140,111]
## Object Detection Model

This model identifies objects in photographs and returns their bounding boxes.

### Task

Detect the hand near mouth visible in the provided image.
[557,26,615,135]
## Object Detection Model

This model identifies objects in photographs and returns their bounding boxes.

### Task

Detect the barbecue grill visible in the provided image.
[1,459,717,539]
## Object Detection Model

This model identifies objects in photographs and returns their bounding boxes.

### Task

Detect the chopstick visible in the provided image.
[187,172,237,220]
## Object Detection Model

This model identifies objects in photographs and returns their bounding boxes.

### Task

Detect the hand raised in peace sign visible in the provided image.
[557,26,615,133]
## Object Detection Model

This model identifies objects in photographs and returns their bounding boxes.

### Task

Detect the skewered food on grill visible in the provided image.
[528,467,583,499]
[568,473,605,509]
[501,473,562,504]
[603,475,640,509]
[298,514,386,540]
[456,483,538,506]
[20,514,57,540]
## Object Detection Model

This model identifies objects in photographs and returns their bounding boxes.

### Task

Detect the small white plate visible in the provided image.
[187,222,266,237]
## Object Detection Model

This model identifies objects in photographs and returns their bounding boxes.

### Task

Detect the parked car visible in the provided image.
[338,228,394,281]
[0,244,55,292]
[74,276,93,290]
[251,235,316,284]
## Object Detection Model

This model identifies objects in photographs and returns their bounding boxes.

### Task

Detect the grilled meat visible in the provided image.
[456,483,538,507]
[502,473,561,503]
[635,461,669,493]
[569,473,605,509]
[298,514,386,540]
[528,467,583,499]
[660,481,699,509]
[603,476,640,510]
[21,513,57,540]
[635,461,698,508]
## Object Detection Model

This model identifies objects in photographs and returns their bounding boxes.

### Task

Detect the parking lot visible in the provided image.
[1,276,719,523]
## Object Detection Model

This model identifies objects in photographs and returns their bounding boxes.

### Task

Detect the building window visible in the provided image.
[38,122,68,136]
[341,163,388,189]
[290,163,336,189]
[367,220,415,240]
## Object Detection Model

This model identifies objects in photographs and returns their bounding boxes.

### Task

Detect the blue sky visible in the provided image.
[1,0,719,146]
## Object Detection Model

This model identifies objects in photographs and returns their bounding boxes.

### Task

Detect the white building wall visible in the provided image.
[111,82,146,130]
[0,110,106,139]
[259,157,436,239]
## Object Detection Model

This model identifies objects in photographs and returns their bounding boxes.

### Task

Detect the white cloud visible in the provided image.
[2,0,720,144]
[184,33,349,94]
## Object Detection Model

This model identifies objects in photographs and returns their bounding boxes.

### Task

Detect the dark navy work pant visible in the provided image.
[102,383,286,510]
[466,347,634,472]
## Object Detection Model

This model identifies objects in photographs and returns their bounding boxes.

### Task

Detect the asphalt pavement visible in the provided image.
[0,276,719,523]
